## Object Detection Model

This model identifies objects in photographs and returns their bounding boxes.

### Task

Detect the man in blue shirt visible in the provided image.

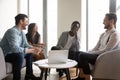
[0,14,41,80]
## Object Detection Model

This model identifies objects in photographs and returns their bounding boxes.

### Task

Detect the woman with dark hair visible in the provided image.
[26,23,45,61]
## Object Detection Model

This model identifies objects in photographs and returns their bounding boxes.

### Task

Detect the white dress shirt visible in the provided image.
[89,28,120,54]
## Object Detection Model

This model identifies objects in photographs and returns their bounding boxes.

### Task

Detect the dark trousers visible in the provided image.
[5,53,33,80]
[68,51,80,61]
[78,51,99,74]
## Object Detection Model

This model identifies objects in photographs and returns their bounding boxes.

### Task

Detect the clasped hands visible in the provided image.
[32,47,43,55]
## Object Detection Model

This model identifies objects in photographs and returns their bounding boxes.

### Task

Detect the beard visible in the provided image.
[104,24,110,29]
[22,26,26,30]
[22,24,28,30]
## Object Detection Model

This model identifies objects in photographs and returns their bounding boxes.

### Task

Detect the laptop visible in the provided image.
[48,50,68,64]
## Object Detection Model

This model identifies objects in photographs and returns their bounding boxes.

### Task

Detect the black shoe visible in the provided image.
[72,76,85,80]
[59,72,63,77]
[25,74,40,80]
[59,70,64,77]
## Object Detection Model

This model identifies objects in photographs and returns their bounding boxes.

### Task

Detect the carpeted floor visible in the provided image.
[4,64,78,80]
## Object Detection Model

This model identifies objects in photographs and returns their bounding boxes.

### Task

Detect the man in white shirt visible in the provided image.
[72,13,120,80]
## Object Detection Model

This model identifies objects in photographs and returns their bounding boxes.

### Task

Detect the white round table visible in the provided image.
[33,59,77,80]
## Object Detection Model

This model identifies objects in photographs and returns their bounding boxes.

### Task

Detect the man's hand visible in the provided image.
[33,47,43,54]
[26,47,43,55]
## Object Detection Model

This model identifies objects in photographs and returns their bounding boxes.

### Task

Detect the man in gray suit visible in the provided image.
[51,21,80,77]
[56,21,80,52]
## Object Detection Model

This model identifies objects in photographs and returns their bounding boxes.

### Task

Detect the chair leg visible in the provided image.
[76,67,79,76]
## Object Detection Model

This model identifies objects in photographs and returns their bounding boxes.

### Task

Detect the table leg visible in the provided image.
[64,68,71,80]
[45,68,48,80]
[40,68,44,80]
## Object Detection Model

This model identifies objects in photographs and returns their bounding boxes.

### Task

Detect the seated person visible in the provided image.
[0,14,41,80]
[51,21,80,77]
[52,21,80,60]
[72,13,120,80]
[26,23,45,61]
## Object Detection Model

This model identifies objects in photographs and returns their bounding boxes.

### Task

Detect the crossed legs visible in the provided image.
[72,51,98,80]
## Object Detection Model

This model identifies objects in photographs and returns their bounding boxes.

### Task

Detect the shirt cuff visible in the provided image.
[24,48,28,53]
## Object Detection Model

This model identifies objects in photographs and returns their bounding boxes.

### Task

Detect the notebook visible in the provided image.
[48,50,68,64]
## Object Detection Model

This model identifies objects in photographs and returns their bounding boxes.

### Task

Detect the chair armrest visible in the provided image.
[0,47,7,79]
[93,49,120,79]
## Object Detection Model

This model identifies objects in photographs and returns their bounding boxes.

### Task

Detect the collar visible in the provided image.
[105,28,116,34]
[13,26,22,34]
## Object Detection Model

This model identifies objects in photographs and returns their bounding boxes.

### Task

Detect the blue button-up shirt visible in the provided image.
[0,26,31,56]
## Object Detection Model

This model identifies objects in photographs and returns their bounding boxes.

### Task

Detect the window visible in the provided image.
[19,0,28,15]
[0,0,17,37]
[29,0,43,42]
[47,0,57,51]
[116,0,120,31]
[20,0,43,41]
[81,0,109,51]
[20,0,57,55]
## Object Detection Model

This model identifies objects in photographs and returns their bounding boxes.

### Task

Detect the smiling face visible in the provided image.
[71,22,80,35]
[103,13,117,30]
[103,16,110,29]
[33,24,38,33]
[21,17,29,30]
[15,14,28,30]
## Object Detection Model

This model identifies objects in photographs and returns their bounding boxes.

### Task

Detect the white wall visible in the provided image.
[58,0,81,38]
[0,0,17,38]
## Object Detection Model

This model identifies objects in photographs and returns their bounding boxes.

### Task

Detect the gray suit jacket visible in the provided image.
[56,31,80,51]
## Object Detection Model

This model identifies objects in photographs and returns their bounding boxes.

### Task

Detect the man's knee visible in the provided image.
[25,53,33,58]
[25,53,33,62]
[79,53,87,60]
[15,53,24,62]
[51,46,60,50]
[68,51,79,61]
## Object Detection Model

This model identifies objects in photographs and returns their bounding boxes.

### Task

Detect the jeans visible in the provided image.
[5,53,33,80]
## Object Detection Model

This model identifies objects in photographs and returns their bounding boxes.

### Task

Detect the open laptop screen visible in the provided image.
[48,50,68,64]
